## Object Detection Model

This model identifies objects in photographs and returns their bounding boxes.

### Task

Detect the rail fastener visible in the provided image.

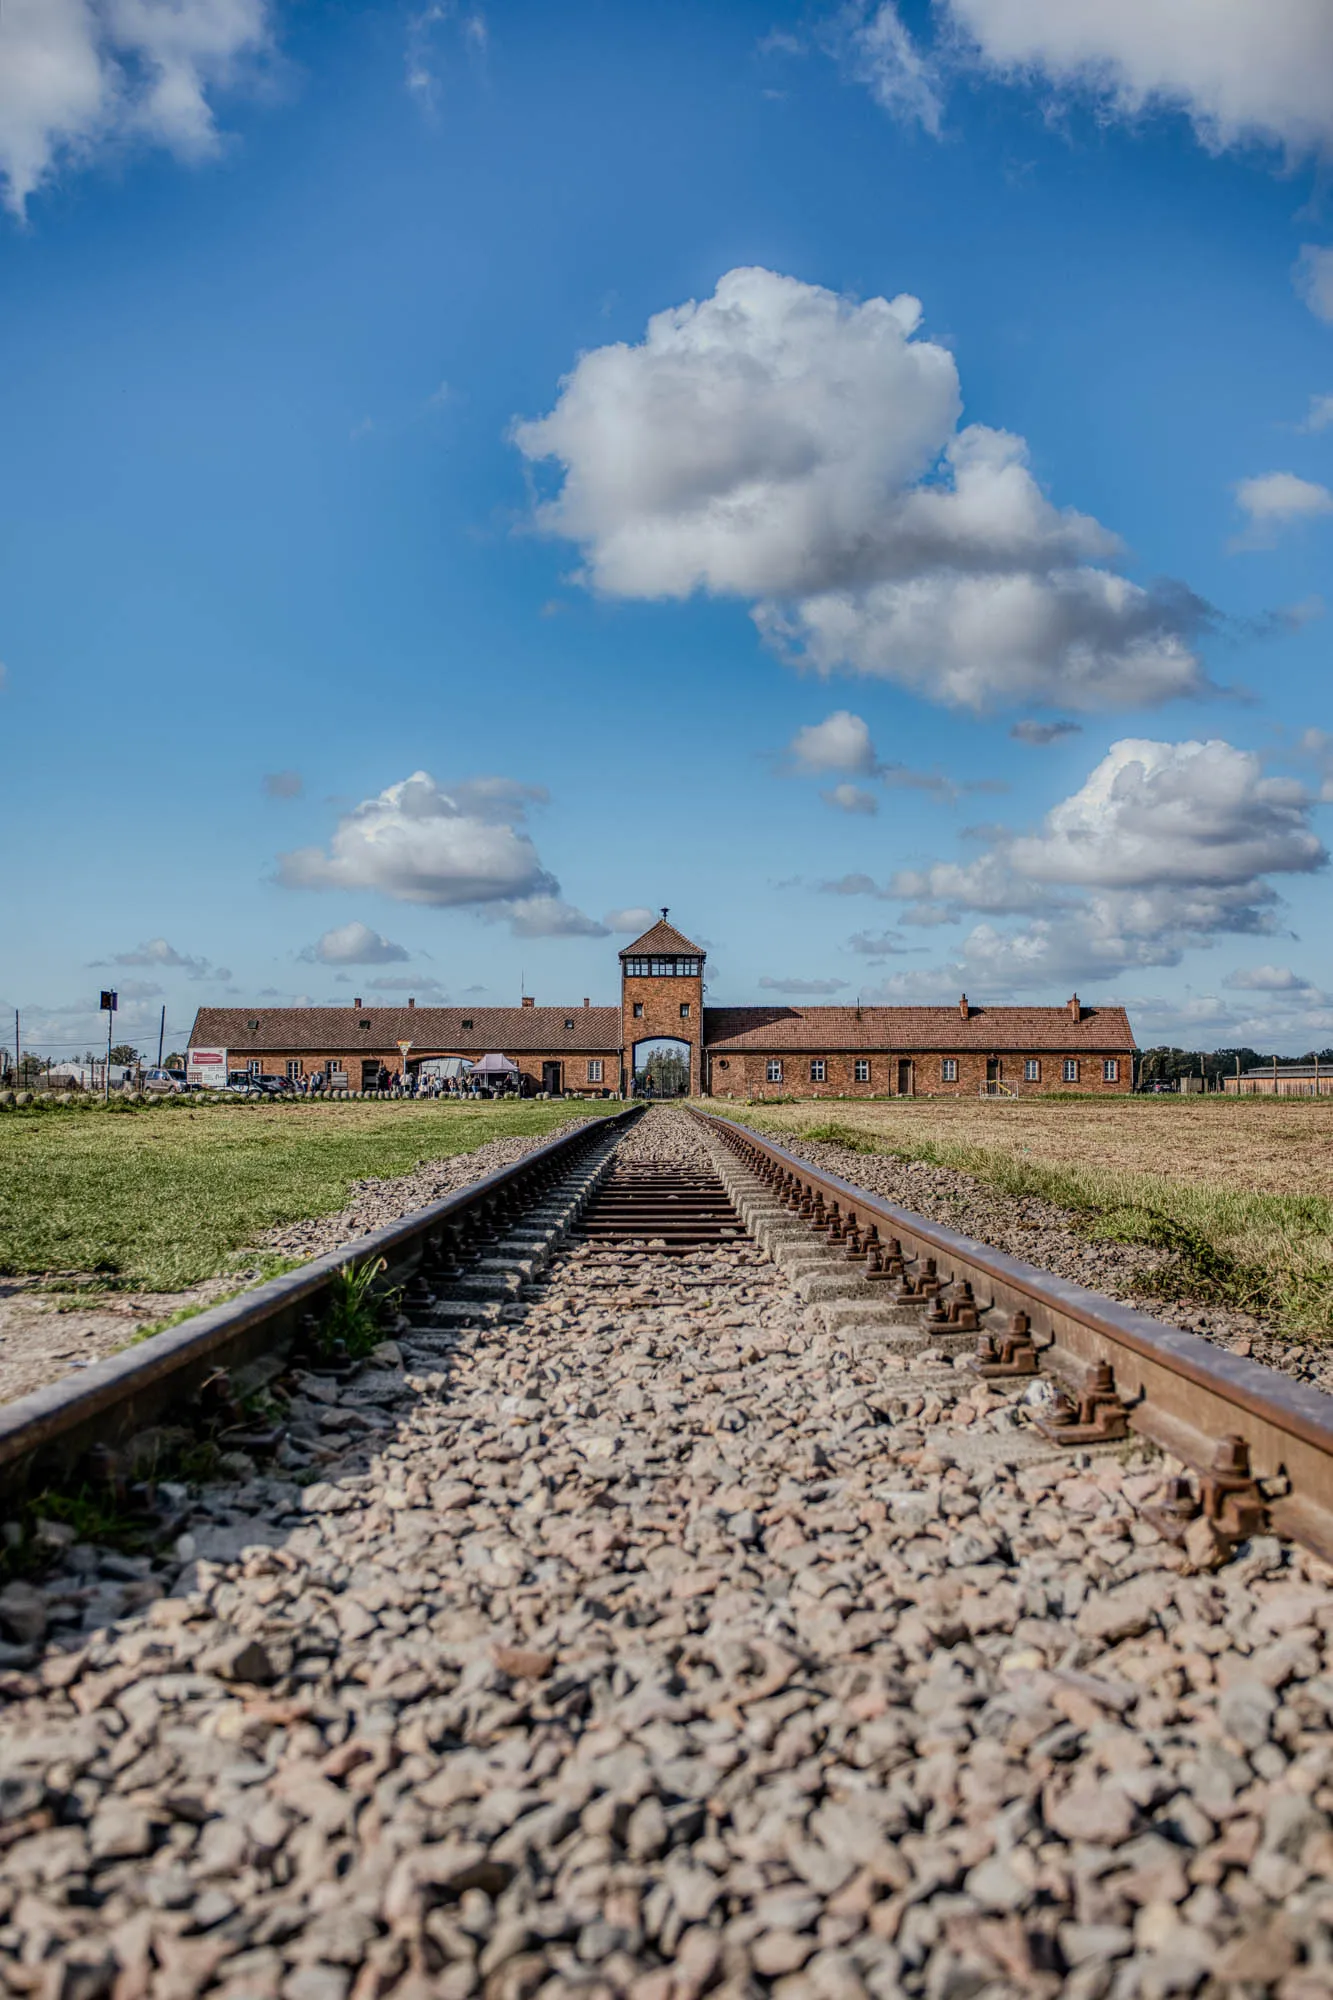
[693,1107,1333,1564]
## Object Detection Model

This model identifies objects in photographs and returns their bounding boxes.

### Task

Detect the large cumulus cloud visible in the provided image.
[515,268,1208,712]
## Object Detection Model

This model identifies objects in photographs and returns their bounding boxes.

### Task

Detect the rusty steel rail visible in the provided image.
[0,1105,641,1501]
[695,1108,1333,1562]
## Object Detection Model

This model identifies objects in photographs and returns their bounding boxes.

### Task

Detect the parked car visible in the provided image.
[142,1068,183,1094]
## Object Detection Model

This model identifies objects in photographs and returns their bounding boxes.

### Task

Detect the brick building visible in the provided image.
[189,912,1134,1097]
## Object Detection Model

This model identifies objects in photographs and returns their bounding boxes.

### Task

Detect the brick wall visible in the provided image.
[706,1048,1131,1099]
[621,969,704,1095]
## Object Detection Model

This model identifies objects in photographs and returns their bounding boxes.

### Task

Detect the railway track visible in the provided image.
[3,1105,1333,1998]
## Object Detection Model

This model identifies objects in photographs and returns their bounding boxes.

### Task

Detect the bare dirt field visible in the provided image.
[740,1094,1333,1201]
[713,1095,1333,1343]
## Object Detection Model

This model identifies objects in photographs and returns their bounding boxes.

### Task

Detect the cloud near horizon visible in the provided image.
[299,921,410,966]
[516,268,1208,714]
[92,938,231,983]
[758,975,850,995]
[886,736,1327,987]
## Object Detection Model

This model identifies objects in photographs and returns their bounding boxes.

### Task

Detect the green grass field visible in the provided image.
[0,1099,615,1292]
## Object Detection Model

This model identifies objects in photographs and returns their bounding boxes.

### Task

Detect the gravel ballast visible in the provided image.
[2,1108,1332,1999]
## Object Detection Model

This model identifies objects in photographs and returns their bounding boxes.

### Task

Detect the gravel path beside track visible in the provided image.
[756,1128,1329,1396]
[0,1124,598,1409]
[3,1109,1333,1999]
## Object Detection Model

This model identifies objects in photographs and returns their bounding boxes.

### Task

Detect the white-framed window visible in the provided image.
[286,1059,303,1079]
[941,1058,958,1082]
[587,1059,603,1083]
[247,1057,262,1075]
[1063,1058,1079,1083]
[810,1059,826,1082]
[1103,1058,1119,1083]
[854,1059,870,1083]
[766,1059,783,1083]
[1024,1058,1040,1083]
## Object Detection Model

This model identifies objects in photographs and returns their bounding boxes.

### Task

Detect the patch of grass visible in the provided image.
[713,1098,1333,1336]
[2,1486,149,1577]
[317,1256,399,1362]
[0,1100,614,1292]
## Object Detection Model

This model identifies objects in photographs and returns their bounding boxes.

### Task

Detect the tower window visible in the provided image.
[633,1002,644,1019]
[679,1002,690,1019]
[623,956,700,977]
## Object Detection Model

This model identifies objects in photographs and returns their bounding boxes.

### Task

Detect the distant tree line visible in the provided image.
[1136,1045,1333,1089]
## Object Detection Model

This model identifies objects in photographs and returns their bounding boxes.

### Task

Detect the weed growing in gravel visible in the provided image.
[318,1257,399,1361]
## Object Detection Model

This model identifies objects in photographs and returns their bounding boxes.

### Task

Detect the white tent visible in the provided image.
[472,1051,520,1076]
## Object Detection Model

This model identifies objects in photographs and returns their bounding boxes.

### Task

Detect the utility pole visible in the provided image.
[157,1005,166,1069]
[13,1009,18,1086]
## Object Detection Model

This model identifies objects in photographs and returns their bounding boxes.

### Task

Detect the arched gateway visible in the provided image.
[188,910,1135,1099]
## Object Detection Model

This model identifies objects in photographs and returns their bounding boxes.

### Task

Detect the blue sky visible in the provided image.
[3,0,1332,1060]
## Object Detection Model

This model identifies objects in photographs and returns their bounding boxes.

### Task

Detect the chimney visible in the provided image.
[354,998,362,1010]
[522,996,535,1008]
[959,993,970,1020]
[408,997,415,1009]
[583,997,590,1008]
[1068,992,1081,1022]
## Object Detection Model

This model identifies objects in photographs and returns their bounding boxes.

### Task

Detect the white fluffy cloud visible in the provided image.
[277,770,603,937]
[604,906,657,933]
[823,782,879,816]
[95,937,231,982]
[789,710,878,776]
[0,0,272,218]
[299,922,410,967]
[944,0,1333,158]
[887,737,1327,984]
[278,773,555,909]
[1232,471,1333,547]
[516,268,1205,713]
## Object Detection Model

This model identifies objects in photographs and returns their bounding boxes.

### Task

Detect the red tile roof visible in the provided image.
[700,1004,1134,1053]
[187,1006,620,1055]
[619,918,706,958]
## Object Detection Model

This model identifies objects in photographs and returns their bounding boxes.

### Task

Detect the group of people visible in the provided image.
[298,1069,526,1099]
